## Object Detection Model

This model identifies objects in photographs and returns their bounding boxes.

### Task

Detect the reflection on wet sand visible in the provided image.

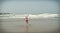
[25,24,29,33]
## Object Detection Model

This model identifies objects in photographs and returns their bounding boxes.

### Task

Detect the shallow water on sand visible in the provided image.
[0,18,59,33]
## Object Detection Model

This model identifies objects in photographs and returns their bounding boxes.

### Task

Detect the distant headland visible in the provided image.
[0,13,12,15]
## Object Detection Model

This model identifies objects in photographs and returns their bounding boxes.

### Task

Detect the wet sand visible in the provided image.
[0,18,59,33]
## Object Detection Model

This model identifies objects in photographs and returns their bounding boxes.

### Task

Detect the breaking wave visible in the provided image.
[0,13,60,19]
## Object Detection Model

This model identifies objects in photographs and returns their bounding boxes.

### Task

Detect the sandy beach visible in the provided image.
[0,18,59,33]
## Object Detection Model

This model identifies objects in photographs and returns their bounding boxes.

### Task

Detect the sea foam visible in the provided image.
[0,13,59,19]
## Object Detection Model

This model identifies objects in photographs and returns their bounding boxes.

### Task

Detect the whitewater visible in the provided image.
[0,13,60,19]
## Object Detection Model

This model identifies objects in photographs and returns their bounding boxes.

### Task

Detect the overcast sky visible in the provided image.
[1,0,59,14]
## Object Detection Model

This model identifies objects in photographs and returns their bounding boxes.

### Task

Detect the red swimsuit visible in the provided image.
[25,16,28,24]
